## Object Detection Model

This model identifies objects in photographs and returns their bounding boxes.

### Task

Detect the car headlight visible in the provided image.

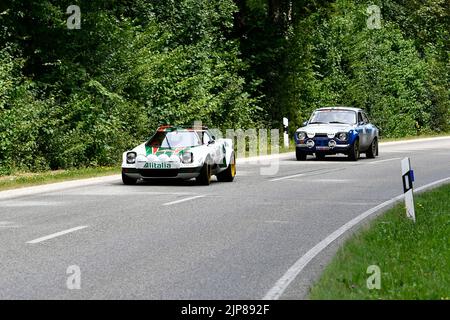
[297,132,306,140]
[181,151,193,164]
[337,132,348,141]
[126,152,137,164]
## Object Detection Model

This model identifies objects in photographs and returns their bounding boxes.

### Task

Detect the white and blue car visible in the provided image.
[294,107,379,161]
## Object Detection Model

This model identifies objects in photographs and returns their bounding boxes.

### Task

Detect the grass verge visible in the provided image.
[0,167,120,192]
[309,183,450,300]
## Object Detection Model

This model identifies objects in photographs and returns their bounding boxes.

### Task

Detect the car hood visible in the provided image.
[132,143,195,155]
[297,123,355,135]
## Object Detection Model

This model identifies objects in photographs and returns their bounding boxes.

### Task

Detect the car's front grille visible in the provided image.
[138,169,178,177]
[314,133,328,137]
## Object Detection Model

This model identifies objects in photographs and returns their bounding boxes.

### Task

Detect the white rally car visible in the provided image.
[121,125,236,185]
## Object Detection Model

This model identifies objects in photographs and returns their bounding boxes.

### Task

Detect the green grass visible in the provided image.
[309,183,450,300]
[0,167,120,191]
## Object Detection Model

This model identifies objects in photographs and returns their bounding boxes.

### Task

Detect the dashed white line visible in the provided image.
[305,179,352,183]
[269,173,307,182]
[162,195,206,206]
[269,168,343,182]
[0,221,21,228]
[262,176,450,300]
[368,157,401,164]
[26,226,88,244]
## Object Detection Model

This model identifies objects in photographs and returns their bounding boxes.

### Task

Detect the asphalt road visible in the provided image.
[0,137,449,299]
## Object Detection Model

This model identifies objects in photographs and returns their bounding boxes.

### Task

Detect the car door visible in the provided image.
[362,112,377,145]
[202,131,222,165]
[356,111,369,149]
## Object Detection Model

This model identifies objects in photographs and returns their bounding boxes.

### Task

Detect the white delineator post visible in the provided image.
[401,157,416,222]
[283,117,289,149]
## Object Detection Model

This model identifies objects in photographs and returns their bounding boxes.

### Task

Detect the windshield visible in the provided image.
[309,110,357,125]
[147,131,201,148]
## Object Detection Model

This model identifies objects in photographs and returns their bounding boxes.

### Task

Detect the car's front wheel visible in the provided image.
[348,139,360,161]
[122,172,137,185]
[216,153,236,182]
[366,138,378,158]
[296,147,307,161]
[196,162,212,185]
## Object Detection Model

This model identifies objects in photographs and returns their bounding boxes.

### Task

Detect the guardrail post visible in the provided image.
[283,117,289,149]
[401,157,416,222]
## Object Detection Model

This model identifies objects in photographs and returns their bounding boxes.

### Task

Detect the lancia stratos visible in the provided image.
[294,107,379,161]
[121,125,236,185]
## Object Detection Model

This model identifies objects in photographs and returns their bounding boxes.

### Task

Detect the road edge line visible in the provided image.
[262,176,450,300]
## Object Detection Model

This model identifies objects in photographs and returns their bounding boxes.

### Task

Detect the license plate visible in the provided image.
[316,146,329,151]
[144,162,172,169]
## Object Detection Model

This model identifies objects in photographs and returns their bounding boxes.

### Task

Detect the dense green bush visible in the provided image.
[0,0,257,173]
[237,0,449,137]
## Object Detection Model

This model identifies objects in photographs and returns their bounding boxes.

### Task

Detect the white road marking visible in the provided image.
[265,220,290,224]
[262,176,450,300]
[162,195,206,206]
[367,157,401,164]
[0,201,64,207]
[304,179,352,183]
[0,221,21,228]
[269,168,343,182]
[269,173,307,182]
[26,226,88,244]
[68,190,196,196]
[0,175,120,201]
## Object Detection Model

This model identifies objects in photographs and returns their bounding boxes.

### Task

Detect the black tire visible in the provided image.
[348,139,360,161]
[216,153,236,182]
[196,162,212,185]
[316,153,326,160]
[366,137,378,158]
[296,147,307,161]
[122,172,137,185]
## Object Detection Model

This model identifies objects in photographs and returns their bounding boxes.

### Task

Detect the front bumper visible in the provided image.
[122,166,202,179]
[296,137,350,154]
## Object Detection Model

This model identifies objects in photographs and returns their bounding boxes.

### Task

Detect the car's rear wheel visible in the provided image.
[216,153,236,182]
[196,162,212,185]
[366,137,378,158]
[122,172,137,185]
[296,147,307,161]
[348,139,360,161]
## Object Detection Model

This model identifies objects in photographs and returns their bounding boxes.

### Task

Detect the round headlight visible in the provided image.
[306,140,315,148]
[337,132,348,141]
[297,132,306,140]
[328,140,336,148]
[126,152,137,164]
[181,151,193,164]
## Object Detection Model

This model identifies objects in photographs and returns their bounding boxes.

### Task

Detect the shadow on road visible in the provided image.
[284,155,373,162]
[112,177,222,187]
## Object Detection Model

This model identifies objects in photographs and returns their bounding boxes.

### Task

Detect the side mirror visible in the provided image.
[302,121,308,127]
[208,140,215,145]
[358,121,365,126]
